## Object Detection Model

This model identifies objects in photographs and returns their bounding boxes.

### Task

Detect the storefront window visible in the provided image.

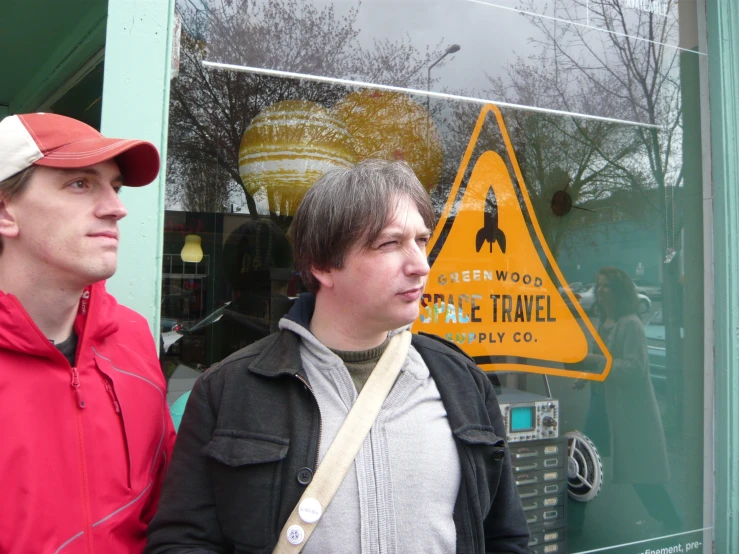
[161,0,710,551]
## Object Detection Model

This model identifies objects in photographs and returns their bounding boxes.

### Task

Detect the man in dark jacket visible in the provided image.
[147,160,530,553]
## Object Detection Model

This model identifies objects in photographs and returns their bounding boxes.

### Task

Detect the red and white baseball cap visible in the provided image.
[0,113,160,186]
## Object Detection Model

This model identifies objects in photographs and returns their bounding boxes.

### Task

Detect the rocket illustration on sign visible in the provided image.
[475,187,506,254]
[414,104,611,381]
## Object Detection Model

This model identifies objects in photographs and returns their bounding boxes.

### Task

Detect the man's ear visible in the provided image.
[310,266,335,290]
[0,199,19,239]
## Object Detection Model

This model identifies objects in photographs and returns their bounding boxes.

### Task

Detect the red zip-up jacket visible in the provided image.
[0,282,176,553]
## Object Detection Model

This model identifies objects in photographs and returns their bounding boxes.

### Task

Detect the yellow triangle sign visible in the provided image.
[414,104,611,381]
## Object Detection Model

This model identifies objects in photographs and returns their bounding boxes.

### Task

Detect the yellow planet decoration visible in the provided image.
[332,90,444,192]
[239,99,357,216]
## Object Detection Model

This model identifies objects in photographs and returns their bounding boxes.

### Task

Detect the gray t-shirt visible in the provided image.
[53,332,78,366]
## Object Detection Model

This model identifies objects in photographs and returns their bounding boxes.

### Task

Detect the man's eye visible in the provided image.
[417,237,430,246]
[379,240,397,249]
[69,180,87,190]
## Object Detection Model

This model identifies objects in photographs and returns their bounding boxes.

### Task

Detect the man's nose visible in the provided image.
[407,242,430,276]
[97,187,128,220]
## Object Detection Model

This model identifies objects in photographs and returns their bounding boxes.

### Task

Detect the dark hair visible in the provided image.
[0,166,36,256]
[595,267,639,319]
[291,159,435,292]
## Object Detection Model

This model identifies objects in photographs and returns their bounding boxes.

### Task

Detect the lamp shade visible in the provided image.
[331,90,444,193]
[239,99,357,216]
[181,234,204,263]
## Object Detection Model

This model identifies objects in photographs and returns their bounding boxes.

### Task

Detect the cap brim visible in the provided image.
[33,137,161,187]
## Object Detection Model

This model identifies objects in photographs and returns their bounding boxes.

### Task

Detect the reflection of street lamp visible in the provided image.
[426,44,460,169]
[427,44,461,112]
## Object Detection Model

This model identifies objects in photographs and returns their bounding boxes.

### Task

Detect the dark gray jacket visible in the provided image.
[146,298,530,554]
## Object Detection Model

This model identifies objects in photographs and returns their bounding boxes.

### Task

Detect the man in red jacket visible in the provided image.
[0,113,176,553]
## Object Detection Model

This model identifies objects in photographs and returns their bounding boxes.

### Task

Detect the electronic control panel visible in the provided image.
[497,388,559,443]
[508,436,569,553]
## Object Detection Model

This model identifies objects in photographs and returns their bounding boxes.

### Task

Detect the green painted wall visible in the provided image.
[101,0,175,338]
[707,0,739,550]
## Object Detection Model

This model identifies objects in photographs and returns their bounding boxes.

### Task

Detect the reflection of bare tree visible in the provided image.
[168,150,235,212]
[511,0,685,403]
[519,0,683,217]
[168,0,446,220]
[441,57,646,258]
[437,0,682,258]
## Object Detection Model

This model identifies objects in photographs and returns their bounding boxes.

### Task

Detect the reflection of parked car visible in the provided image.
[558,282,584,294]
[644,309,683,389]
[574,283,651,315]
[161,317,184,355]
[164,302,231,363]
[633,279,662,299]
[161,317,182,333]
[162,328,184,355]
[168,295,295,370]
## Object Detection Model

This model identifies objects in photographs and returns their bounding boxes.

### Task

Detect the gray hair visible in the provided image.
[0,166,36,256]
[291,159,435,292]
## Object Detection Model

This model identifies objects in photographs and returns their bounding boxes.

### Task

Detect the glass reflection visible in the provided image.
[161,0,707,551]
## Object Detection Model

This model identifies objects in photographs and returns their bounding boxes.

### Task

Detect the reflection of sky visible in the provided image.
[228,0,542,102]
[344,0,536,93]
[197,0,702,125]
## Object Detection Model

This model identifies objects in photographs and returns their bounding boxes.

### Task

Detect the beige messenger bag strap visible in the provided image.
[272,330,412,554]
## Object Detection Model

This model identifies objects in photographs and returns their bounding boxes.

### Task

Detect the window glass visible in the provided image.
[161,1,709,551]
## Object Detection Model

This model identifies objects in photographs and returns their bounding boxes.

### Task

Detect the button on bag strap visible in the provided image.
[271,330,412,554]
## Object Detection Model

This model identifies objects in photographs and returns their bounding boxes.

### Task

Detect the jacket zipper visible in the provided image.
[295,373,322,471]
[68,293,94,552]
[70,365,94,552]
[70,367,86,409]
[103,378,121,413]
[101,374,130,487]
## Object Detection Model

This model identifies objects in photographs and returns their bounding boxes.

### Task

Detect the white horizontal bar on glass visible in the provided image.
[202,61,661,130]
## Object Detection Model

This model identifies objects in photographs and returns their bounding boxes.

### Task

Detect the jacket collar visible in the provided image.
[0,281,119,359]
[247,329,304,378]
[249,293,419,379]
[282,292,315,329]
[247,293,314,377]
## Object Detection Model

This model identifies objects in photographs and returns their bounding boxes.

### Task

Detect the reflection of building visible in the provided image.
[5,0,739,550]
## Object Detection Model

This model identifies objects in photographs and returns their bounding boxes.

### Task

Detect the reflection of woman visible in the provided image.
[581,267,681,531]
